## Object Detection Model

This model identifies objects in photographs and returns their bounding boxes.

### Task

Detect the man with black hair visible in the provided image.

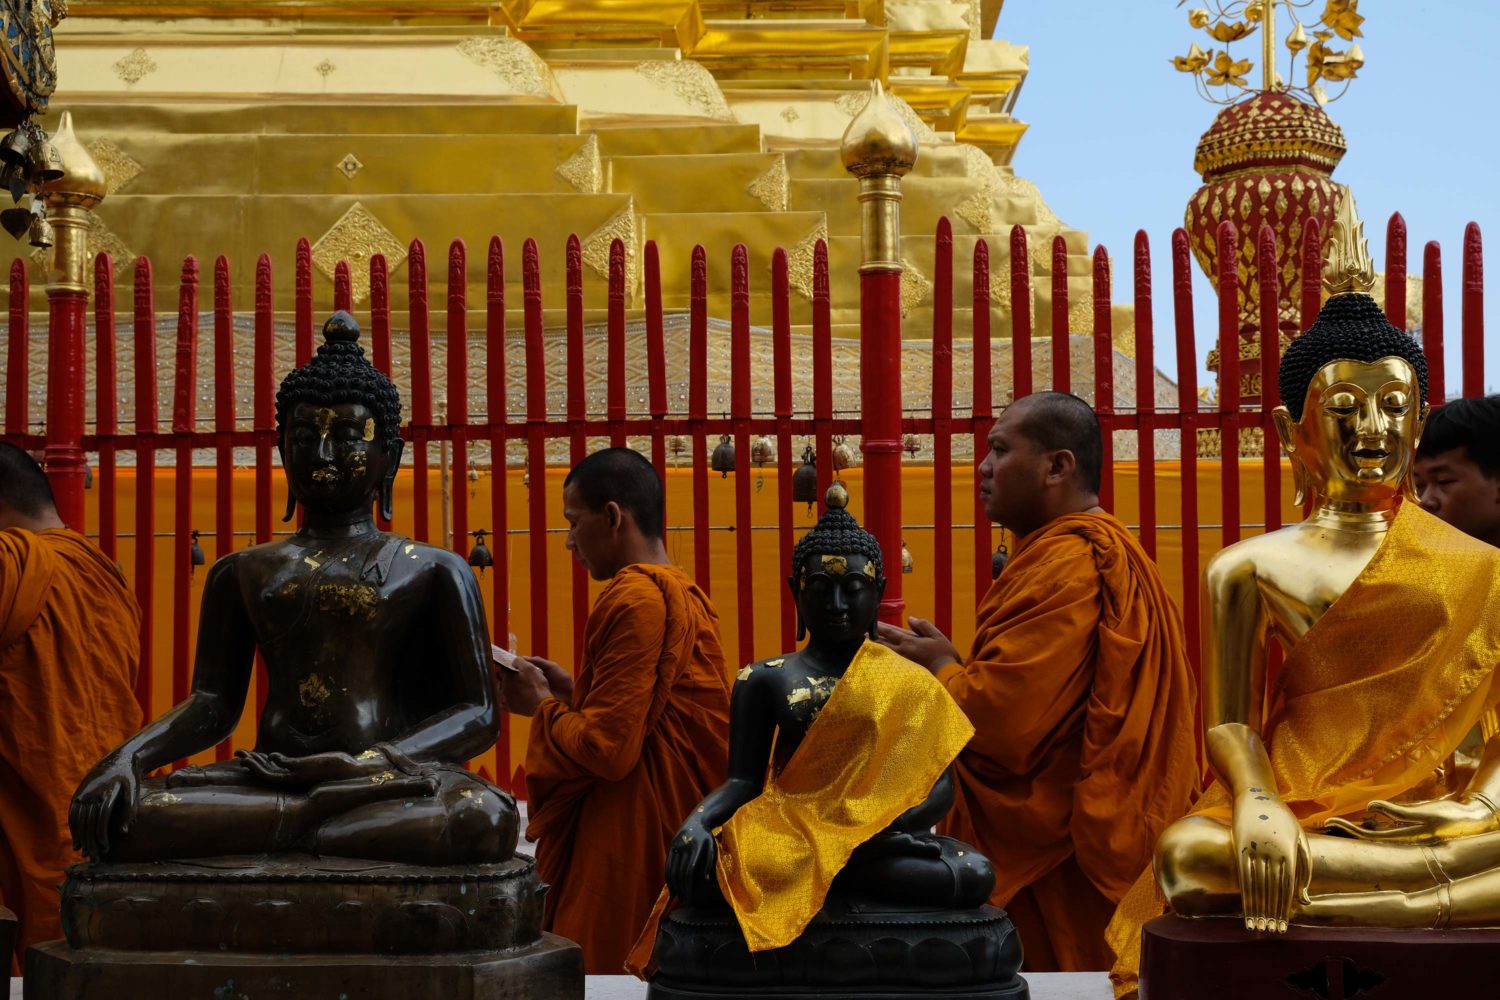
[0,443,141,970]
[500,446,731,974]
[1414,395,1500,548]
[879,391,1199,972]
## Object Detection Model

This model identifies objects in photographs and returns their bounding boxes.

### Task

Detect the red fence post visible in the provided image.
[1422,242,1445,405]
[645,242,669,505]
[971,239,993,610]
[689,245,712,589]
[1385,213,1407,331]
[1171,230,1202,675]
[1462,223,1484,398]
[564,235,588,664]
[295,238,313,366]
[1010,225,1032,400]
[1257,225,1281,533]
[771,248,796,650]
[606,239,628,449]
[485,235,510,788]
[812,242,834,509]
[171,256,200,767]
[448,240,470,555]
[1133,231,1157,558]
[370,253,394,533]
[253,254,273,717]
[522,239,549,661]
[1091,247,1114,512]
[43,263,90,531]
[409,240,432,543]
[1217,222,1242,548]
[132,258,158,720]
[932,217,954,638]
[730,245,755,666]
[1051,235,1070,391]
[95,254,119,561]
[212,256,236,760]
[1300,218,1322,334]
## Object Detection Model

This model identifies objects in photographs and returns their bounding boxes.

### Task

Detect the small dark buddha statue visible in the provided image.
[630,486,1026,1000]
[69,312,516,862]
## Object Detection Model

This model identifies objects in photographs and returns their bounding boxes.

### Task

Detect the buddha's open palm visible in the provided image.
[1233,791,1311,933]
[665,820,720,906]
[1326,796,1500,843]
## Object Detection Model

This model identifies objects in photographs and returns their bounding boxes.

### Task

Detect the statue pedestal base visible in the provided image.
[23,854,582,1000]
[646,901,1028,1000]
[1140,915,1500,999]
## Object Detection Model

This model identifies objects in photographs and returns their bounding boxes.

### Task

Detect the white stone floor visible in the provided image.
[11,973,1110,999]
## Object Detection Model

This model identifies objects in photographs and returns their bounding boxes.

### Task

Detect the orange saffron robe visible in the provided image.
[1107,504,1500,997]
[936,512,1200,971]
[525,563,731,975]
[0,528,141,969]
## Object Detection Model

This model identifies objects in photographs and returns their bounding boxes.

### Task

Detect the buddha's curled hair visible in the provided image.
[276,311,403,452]
[791,498,884,579]
[1279,293,1428,421]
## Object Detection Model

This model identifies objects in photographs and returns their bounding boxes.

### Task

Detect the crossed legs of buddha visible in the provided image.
[1157,814,1500,927]
[104,764,517,864]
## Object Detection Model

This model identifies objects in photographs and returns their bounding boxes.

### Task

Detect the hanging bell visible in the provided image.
[0,129,30,170]
[901,539,915,574]
[902,433,921,459]
[992,530,1010,579]
[27,214,53,250]
[791,444,819,507]
[667,435,686,467]
[710,434,735,477]
[468,529,494,574]
[750,436,775,467]
[189,529,206,573]
[832,435,855,472]
[29,137,64,185]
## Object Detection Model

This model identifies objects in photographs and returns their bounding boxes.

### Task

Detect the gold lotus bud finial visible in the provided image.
[825,482,849,510]
[839,80,918,179]
[1322,184,1376,297]
[42,112,106,207]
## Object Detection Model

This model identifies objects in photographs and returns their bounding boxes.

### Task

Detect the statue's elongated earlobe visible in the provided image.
[379,478,395,523]
[282,490,297,523]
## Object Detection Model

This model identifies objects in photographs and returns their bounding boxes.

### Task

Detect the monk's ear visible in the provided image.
[1046,448,1077,487]
[604,500,624,534]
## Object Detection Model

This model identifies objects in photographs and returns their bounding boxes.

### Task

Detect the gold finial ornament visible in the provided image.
[825,482,849,510]
[41,112,107,293]
[1321,184,1375,297]
[839,80,918,180]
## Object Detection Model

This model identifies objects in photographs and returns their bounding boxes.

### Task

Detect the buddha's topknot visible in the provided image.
[791,484,884,579]
[1279,293,1428,420]
[276,311,403,451]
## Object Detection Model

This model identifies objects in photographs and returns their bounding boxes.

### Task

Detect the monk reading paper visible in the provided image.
[879,392,1200,972]
[0,444,141,969]
[500,447,731,975]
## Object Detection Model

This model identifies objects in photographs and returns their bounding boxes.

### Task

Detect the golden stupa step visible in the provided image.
[51,25,575,103]
[885,1,970,77]
[639,209,828,311]
[8,192,639,312]
[41,100,581,139]
[68,1,505,24]
[688,18,888,80]
[789,175,995,235]
[499,0,705,49]
[697,0,876,21]
[593,121,763,158]
[720,81,874,146]
[551,58,740,126]
[888,75,970,132]
[778,143,993,181]
[956,112,1028,166]
[62,132,601,197]
[608,153,789,214]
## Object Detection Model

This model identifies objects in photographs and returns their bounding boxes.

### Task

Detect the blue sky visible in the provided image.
[995,0,1498,395]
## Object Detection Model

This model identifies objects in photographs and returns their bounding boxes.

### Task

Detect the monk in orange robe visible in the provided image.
[500,447,731,974]
[0,445,141,970]
[880,392,1200,971]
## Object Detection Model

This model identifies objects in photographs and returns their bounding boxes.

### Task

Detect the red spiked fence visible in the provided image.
[0,214,1489,795]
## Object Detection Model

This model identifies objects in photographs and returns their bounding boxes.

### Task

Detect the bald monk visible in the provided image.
[0,444,141,969]
[879,391,1200,971]
[500,447,731,974]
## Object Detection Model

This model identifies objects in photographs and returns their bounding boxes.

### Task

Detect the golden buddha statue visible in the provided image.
[1108,192,1500,964]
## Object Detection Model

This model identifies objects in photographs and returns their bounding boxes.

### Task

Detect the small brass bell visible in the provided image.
[832,435,855,472]
[468,529,494,574]
[903,433,921,459]
[750,436,775,467]
[667,435,686,467]
[710,434,735,477]
[189,529,207,573]
[27,214,53,250]
[30,138,64,184]
[901,539,914,574]
[0,129,30,170]
[791,445,819,507]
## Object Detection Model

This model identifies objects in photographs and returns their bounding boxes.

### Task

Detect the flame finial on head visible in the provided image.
[1322,185,1376,298]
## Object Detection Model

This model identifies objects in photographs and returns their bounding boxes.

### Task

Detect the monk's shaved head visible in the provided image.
[564,447,665,540]
[1005,392,1103,493]
[0,442,58,520]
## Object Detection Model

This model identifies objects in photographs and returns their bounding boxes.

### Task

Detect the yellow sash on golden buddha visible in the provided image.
[718,640,975,952]
[1106,503,1500,996]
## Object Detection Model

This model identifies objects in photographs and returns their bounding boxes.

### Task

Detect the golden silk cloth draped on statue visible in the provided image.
[1107,502,1500,991]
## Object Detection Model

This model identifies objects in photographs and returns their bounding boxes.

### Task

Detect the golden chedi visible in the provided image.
[1105,190,1500,999]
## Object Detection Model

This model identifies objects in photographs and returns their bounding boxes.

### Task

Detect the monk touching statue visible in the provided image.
[68,312,517,864]
[628,487,1026,1000]
[1107,194,1500,998]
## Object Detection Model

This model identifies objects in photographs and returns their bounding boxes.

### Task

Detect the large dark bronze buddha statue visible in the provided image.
[629,486,1027,1000]
[27,314,581,1000]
